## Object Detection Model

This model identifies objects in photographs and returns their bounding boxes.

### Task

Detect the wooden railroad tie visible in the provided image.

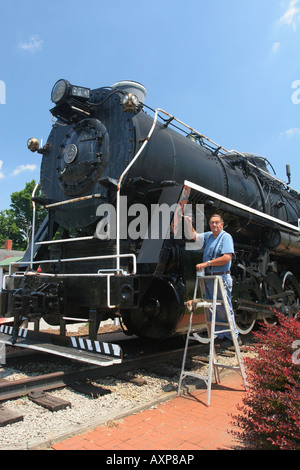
[28,391,71,412]
[0,405,23,427]
[70,381,111,398]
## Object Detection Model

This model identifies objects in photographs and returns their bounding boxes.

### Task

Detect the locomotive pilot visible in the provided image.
[186,213,241,349]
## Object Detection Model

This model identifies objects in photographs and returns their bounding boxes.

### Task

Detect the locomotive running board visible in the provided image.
[0,325,122,366]
[185,180,300,233]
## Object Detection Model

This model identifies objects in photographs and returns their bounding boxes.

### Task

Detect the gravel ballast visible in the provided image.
[0,365,180,450]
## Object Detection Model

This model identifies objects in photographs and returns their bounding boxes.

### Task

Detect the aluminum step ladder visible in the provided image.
[178,274,248,406]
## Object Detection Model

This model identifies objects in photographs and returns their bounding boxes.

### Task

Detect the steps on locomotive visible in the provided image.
[0,325,122,366]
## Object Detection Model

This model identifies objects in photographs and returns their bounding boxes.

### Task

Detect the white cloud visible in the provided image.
[18,35,44,53]
[281,128,300,137]
[12,164,38,176]
[0,160,4,179]
[271,41,280,53]
[279,0,300,30]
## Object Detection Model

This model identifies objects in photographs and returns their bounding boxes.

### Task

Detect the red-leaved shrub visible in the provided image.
[231,313,300,450]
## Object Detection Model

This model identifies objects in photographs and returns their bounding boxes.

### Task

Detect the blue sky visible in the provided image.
[0,0,299,212]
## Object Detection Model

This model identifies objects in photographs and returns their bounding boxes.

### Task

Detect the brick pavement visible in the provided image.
[51,372,246,451]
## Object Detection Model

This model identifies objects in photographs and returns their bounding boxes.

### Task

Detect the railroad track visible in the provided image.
[0,328,253,437]
[0,338,207,402]
[0,338,209,430]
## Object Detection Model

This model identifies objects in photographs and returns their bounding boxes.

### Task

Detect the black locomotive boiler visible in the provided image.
[1,79,300,346]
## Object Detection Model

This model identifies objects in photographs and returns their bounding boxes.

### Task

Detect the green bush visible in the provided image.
[231,313,300,450]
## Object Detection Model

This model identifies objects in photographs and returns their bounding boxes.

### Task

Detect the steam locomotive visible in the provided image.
[1,79,300,344]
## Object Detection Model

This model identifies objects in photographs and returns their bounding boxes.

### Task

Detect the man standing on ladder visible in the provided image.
[186,213,241,349]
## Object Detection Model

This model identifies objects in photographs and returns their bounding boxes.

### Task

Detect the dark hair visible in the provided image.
[209,213,224,223]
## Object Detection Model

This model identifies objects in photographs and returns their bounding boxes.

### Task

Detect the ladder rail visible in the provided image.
[206,277,220,399]
[178,275,248,406]
[177,308,195,394]
[217,278,248,387]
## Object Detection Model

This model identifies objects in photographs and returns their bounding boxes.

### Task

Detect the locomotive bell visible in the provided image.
[27,138,40,152]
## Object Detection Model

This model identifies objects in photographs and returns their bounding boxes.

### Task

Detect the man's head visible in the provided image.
[209,214,224,238]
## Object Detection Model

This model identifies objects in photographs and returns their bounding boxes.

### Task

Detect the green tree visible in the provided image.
[0,209,24,249]
[0,180,46,250]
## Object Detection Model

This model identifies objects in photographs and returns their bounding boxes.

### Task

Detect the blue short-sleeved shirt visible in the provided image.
[197,230,234,273]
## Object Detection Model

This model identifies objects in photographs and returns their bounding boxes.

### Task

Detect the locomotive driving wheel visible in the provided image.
[282,271,300,317]
[121,279,184,340]
[236,317,256,335]
[234,275,259,335]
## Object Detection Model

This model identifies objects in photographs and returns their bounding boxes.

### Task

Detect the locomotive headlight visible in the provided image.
[51,79,90,105]
[51,79,69,104]
[131,94,139,106]
[121,94,129,105]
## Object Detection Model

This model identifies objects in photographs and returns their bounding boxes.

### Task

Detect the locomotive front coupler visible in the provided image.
[5,288,30,344]
[11,309,23,345]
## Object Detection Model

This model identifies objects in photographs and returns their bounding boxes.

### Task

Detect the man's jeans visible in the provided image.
[204,274,239,339]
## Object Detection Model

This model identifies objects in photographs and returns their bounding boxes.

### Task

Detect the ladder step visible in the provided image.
[192,301,222,308]
[213,329,232,334]
[182,372,209,381]
[213,363,240,370]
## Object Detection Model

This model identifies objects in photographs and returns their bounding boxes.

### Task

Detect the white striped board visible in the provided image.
[0,325,122,366]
